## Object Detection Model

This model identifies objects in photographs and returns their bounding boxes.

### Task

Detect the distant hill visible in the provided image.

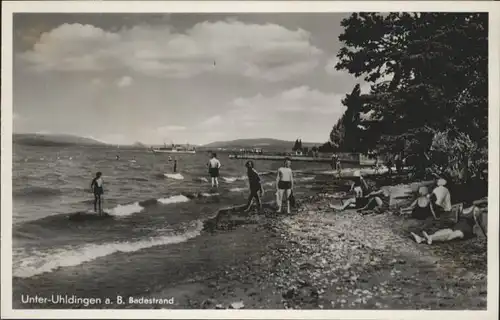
[13,133,108,147]
[201,138,322,151]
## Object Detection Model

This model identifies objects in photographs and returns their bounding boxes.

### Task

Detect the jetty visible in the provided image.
[228,154,364,165]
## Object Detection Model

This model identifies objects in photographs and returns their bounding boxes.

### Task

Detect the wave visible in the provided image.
[158,195,190,204]
[13,186,62,198]
[164,173,184,180]
[298,176,315,182]
[200,192,220,197]
[197,177,209,183]
[13,220,204,278]
[229,187,246,192]
[127,177,150,182]
[107,202,144,217]
[222,176,247,183]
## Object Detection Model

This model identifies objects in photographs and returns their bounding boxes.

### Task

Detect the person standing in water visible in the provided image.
[276,158,294,214]
[244,161,264,212]
[173,159,178,173]
[90,172,104,215]
[207,152,221,188]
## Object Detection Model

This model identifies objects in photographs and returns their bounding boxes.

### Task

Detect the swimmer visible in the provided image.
[90,172,104,215]
[207,153,221,188]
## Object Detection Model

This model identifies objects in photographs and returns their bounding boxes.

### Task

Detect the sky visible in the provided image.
[13,12,372,146]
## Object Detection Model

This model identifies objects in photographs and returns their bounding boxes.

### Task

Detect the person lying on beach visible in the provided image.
[90,172,104,215]
[207,153,221,188]
[243,160,264,213]
[276,158,294,214]
[410,202,484,244]
[399,186,439,220]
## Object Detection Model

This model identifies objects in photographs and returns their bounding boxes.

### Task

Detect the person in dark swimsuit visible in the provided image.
[243,161,264,212]
[400,186,439,220]
[90,172,104,215]
[173,159,178,173]
[276,158,293,214]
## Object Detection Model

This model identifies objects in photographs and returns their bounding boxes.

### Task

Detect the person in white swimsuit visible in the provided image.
[276,158,294,214]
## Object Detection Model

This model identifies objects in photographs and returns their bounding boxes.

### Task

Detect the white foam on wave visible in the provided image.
[164,173,184,180]
[299,176,315,182]
[108,202,144,216]
[229,187,246,192]
[13,221,204,278]
[223,176,247,183]
[198,177,209,183]
[201,192,220,197]
[158,195,190,204]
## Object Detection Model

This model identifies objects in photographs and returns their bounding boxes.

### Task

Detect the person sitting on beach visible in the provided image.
[410,202,484,244]
[207,153,221,188]
[429,178,452,216]
[357,188,391,215]
[276,158,294,214]
[244,160,264,213]
[329,171,370,211]
[399,186,439,220]
[90,172,104,215]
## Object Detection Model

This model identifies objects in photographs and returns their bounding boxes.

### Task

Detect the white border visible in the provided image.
[1,1,499,319]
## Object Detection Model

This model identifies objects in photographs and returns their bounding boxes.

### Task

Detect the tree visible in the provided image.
[335,12,487,181]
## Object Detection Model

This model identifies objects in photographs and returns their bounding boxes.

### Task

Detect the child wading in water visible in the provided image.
[243,161,264,212]
[90,172,104,215]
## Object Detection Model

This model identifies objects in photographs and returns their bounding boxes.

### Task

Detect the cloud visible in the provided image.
[157,125,186,133]
[19,20,322,81]
[91,78,103,86]
[324,56,341,76]
[201,115,223,127]
[116,76,133,87]
[232,86,346,116]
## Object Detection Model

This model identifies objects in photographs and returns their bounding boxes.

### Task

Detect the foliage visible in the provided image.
[333,12,488,180]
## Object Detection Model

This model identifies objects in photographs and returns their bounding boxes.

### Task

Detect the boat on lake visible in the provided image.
[151,142,196,154]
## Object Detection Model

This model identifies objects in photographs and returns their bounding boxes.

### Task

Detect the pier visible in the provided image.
[228,154,365,165]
